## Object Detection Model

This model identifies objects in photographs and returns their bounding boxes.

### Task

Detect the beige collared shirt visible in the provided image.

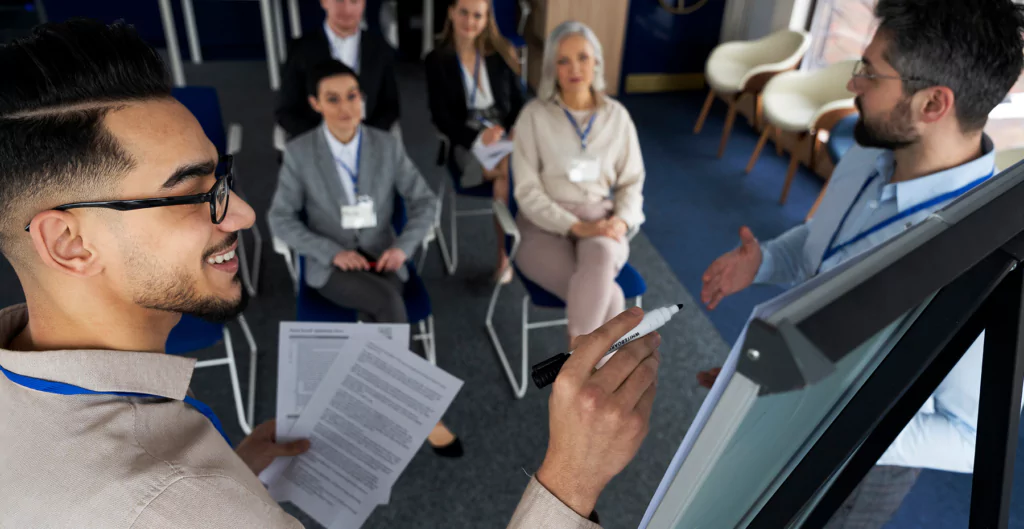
[0,304,600,528]
[511,95,646,236]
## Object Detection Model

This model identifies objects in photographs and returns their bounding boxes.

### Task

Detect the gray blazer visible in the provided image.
[268,125,436,289]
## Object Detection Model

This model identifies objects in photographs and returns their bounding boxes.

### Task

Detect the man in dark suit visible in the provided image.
[275,0,400,137]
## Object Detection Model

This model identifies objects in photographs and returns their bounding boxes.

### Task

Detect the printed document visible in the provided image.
[267,337,463,529]
[472,137,514,171]
[259,322,409,486]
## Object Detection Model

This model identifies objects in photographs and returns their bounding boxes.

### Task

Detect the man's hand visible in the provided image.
[481,125,506,146]
[235,420,311,475]
[376,247,407,273]
[536,308,661,518]
[333,250,370,272]
[701,226,762,310]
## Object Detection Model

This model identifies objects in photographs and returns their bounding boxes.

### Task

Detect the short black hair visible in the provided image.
[875,0,1024,132]
[306,60,360,97]
[0,19,171,259]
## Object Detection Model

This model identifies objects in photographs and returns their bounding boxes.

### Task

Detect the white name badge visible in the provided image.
[341,196,377,229]
[567,154,601,183]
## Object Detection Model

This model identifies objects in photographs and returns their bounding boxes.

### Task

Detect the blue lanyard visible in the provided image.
[335,131,362,195]
[458,52,482,108]
[562,108,597,150]
[818,169,995,271]
[0,362,232,447]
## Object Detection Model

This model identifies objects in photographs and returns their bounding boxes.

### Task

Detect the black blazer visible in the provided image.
[275,28,400,137]
[424,48,526,150]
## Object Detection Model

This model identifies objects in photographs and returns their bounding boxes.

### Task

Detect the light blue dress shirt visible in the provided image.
[323,124,361,205]
[753,135,996,473]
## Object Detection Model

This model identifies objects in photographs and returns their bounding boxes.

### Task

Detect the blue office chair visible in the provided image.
[273,197,437,363]
[166,314,258,435]
[172,86,262,297]
[486,170,647,398]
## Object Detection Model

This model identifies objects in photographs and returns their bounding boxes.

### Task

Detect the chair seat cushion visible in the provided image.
[514,262,648,309]
[705,58,749,94]
[763,92,819,132]
[166,314,224,355]
[827,114,859,164]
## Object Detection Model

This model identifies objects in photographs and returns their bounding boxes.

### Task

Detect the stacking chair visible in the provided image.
[745,60,857,205]
[694,30,811,157]
[492,0,530,81]
[272,197,437,364]
[486,172,647,399]
[172,86,262,297]
[166,315,258,435]
[429,133,498,275]
[806,113,859,220]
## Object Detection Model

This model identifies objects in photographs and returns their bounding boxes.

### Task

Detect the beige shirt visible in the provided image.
[0,304,599,529]
[512,95,646,235]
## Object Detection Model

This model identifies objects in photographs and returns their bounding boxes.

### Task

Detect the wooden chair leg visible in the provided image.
[753,94,763,130]
[746,125,772,174]
[780,154,800,205]
[809,129,819,171]
[775,126,783,155]
[694,89,716,134]
[718,99,738,158]
[806,180,829,221]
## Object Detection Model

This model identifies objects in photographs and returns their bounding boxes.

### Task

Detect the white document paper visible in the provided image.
[260,322,410,487]
[472,137,514,171]
[270,339,463,529]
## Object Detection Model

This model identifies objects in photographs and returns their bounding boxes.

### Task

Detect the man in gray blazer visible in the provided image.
[269,60,435,324]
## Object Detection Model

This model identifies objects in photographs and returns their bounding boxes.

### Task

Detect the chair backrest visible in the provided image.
[491,0,520,40]
[172,86,226,153]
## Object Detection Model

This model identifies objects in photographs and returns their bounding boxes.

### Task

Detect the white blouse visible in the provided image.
[460,56,495,110]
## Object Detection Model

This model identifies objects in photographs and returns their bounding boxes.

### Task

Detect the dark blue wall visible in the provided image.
[621,0,725,88]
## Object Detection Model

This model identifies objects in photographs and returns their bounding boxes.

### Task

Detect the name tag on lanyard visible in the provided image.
[336,133,377,229]
[563,108,601,182]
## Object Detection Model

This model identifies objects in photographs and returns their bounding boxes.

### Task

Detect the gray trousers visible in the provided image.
[316,269,408,325]
[823,465,921,529]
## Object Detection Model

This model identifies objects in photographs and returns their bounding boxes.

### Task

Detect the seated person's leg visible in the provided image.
[316,268,408,324]
[488,156,511,281]
[568,235,629,338]
[514,215,575,300]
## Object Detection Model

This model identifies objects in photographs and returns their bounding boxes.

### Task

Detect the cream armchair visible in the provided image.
[746,59,857,205]
[694,29,811,157]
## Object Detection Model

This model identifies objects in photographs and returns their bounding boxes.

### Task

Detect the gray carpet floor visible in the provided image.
[0,59,731,528]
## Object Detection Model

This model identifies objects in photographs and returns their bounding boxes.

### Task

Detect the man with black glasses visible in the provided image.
[0,19,661,529]
[699,0,1024,527]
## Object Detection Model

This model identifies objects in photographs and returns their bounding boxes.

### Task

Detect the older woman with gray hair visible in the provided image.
[511,20,646,343]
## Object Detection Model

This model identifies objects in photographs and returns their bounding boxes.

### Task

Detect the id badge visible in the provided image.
[567,154,601,183]
[341,196,377,229]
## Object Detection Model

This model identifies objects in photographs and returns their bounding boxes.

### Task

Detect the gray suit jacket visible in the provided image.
[268,125,436,289]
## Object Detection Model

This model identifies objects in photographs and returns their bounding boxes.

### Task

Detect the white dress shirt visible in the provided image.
[459,54,495,110]
[754,135,1002,473]
[323,21,361,73]
[323,124,361,204]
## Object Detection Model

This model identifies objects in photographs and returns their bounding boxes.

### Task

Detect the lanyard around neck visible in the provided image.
[562,108,596,151]
[335,130,362,195]
[0,362,232,447]
[458,51,483,108]
[818,169,995,272]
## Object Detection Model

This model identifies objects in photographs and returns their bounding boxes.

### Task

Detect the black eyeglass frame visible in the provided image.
[24,155,235,232]
[850,59,932,85]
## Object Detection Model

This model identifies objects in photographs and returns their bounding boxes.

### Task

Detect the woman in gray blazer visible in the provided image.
[268,60,461,456]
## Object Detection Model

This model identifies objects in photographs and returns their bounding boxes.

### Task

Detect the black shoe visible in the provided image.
[430,437,464,458]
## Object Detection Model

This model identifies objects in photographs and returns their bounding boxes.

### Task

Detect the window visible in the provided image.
[805,0,1024,149]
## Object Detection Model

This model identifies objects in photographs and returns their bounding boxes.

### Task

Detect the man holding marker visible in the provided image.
[0,20,659,528]
[699,0,1024,527]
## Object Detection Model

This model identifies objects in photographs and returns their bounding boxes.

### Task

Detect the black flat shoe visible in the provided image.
[430,437,464,458]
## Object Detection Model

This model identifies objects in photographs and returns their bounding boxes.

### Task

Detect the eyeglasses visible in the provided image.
[25,155,235,232]
[851,60,930,85]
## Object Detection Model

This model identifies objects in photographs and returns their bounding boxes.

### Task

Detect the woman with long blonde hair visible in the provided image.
[425,0,526,283]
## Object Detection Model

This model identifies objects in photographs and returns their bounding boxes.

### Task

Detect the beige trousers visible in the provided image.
[515,200,630,338]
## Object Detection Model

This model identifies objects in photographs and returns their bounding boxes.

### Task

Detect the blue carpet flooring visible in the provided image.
[621,90,1024,528]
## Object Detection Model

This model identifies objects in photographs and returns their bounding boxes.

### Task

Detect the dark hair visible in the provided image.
[875,0,1024,132]
[306,60,360,97]
[0,19,171,259]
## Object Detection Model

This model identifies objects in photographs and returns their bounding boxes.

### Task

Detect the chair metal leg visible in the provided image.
[484,269,529,399]
[237,315,258,430]
[635,295,643,309]
[221,327,253,435]
[236,227,261,297]
[447,184,459,275]
[434,178,456,275]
